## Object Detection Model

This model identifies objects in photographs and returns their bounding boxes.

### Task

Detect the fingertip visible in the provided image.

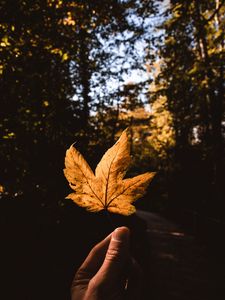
[112,226,130,242]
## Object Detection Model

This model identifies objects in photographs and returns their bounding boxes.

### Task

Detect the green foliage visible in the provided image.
[151,0,225,216]
[1,0,224,222]
[155,0,225,150]
[0,0,158,199]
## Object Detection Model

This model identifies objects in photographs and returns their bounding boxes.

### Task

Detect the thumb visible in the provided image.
[94,227,130,282]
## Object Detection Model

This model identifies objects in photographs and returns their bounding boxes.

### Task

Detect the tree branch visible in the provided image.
[204,0,225,24]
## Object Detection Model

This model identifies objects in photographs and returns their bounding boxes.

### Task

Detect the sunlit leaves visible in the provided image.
[0,0,158,197]
[47,0,63,9]
[153,0,225,150]
[2,132,16,140]
[148,97,175,157]
[63,12,76,26]
[0,36,10,47]
[0,184,4,194]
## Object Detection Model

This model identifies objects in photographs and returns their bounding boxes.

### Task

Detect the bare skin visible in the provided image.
[71,227,142,300]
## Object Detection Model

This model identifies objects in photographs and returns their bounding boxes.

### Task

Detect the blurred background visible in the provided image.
[0,0,224,299]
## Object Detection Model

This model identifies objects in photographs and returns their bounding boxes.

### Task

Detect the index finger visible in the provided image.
[75,233,112,280]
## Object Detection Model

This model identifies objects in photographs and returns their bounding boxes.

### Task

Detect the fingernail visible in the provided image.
[112,227,130,242]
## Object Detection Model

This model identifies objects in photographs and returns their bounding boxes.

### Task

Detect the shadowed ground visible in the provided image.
[137,210,225,300]
[1,198,225,300]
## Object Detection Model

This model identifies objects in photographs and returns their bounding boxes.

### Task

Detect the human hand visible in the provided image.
[71,227,142,300]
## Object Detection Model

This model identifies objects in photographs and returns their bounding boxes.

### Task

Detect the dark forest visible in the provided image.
[0,1,224,299]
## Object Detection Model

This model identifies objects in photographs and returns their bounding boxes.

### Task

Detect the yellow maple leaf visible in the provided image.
[63,129,156,216]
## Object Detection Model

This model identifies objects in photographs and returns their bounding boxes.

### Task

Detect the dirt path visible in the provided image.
[136,210,225,300]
